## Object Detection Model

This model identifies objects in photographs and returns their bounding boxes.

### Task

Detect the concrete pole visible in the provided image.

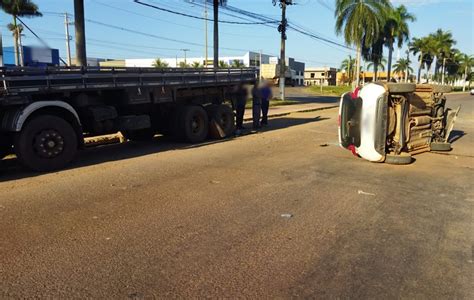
[64,13,72,67]
[213,0,219,69]
[204,0,208,67]
[279,1,287,100]
[74,0,87,67]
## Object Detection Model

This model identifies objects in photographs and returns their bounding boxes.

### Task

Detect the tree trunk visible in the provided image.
[213,0,219,69]
[374,63,378,82]
[441,57,446,85]
[12,16,19,66]
[417,51,423,84]
[355,44,361,87]
[387,42,393,82]
[463,66,467,92]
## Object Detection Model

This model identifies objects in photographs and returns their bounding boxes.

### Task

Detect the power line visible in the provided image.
[133,0,278,25]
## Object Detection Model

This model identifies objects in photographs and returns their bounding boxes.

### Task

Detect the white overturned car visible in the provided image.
[338,83,459,164]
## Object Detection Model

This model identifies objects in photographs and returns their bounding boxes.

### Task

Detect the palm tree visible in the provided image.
[218,60,229,68]
[335,0,391,86]
[367,57,387,74]
[429,29,456,83]
[362,32,384,81]
[191,61,202,68]
[0,0,42,66]
[340,55,356,85]
[458,54,474,91]
[393,58,413,82]
[384,5,416,81]
[152,58,169,68]
[231,59,244,68]
[410,36,434,83]
[178,61,190,68]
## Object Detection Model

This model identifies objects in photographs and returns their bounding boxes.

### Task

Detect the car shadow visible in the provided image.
[448,130,466,144]
[0,115,329,182]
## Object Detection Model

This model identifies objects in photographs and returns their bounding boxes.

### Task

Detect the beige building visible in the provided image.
[305,67,337,86]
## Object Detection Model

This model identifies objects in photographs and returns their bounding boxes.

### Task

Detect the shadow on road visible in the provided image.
[0,115,329,182]
[448,130,466,144]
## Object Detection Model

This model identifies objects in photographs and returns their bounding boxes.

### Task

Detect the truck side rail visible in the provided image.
[0,66,257,96]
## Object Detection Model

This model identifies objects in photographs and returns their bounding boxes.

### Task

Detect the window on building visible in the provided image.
[310,73,315,78]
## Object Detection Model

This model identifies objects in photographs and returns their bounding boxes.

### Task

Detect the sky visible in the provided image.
[0,0,472,69]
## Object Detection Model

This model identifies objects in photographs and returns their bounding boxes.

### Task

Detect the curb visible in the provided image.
[243,105,338,121]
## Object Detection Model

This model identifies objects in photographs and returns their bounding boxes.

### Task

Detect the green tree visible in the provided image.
[179,61,190,68]
[335,0,391,86]
[231,59,245,68]
[0,0,42,66]
[340,55,355,85]
[152,58,169,68]
[410,36,434,83]
[429,29,456,84]
[383,5,416,81]
[393,58,413,82]
[458,54,474,91]
[361,32,384,81]
[191,61,202,68]
[218,60,229,68]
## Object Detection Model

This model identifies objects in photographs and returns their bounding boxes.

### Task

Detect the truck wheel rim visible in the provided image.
[33,129,65,158]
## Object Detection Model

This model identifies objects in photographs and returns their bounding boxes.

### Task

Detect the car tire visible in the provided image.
[385,152,413,165]
[207,104,235,139]
[14,115,78,171]
[178,105,209,143]
[430,141,451,151]
[121,128,155,141]
[386,83,416,93]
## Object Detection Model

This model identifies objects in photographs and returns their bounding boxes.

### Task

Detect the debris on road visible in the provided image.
[358,190,376,196]
[281,213,293,218]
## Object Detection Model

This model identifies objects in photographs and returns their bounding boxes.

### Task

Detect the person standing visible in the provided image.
[235,84,247,131]
[260,81,273,126]
[251,83,261,129]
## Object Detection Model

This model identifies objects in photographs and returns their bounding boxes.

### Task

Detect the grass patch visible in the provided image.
[245,99,299,109]
[307,85,352,96]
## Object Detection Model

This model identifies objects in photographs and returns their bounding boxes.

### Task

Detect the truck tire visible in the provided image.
[14,115,78,171]
[430,142,451,151]
[121,128,155,141]
[385,152,413,165]
[0,136,13,159]
[207,104,235,139]
[178,105,209,143]
[386,83,416,93]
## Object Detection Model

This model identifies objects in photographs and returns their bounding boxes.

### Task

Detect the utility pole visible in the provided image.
[74,0,87,67]
[274,0,293,100]
[0,30,3,67]
[64,13,72,67]
[181,49,190,65]
[213,0,219,69]
[259,49,262,79]
[204,0,208,68]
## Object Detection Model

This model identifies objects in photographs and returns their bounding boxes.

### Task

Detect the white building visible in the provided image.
[125,51,272,68]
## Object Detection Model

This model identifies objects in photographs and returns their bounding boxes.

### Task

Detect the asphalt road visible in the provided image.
[0,94,472,298]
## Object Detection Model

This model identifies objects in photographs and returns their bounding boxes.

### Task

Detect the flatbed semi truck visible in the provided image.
[0,66,256,171]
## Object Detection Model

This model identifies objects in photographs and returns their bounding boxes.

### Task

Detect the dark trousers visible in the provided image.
[261,100,269,124]
[236,103,245,129]
[252,104,261,128]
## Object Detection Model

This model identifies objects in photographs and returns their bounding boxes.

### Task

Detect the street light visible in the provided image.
[181,48,190,65]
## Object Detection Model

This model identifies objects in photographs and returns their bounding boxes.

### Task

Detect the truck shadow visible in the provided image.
[0,115,329,182]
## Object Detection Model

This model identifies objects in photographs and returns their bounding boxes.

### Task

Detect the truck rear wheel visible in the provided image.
[178,105,209,143]
[121,128,155,141]
[14,115,78,171]
[0,135,13,159]
[207,104,235,139]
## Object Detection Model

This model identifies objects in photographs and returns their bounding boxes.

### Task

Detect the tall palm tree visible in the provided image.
[393,58,413,82]
[384,5,416,81]
[410,36,434,83]
[152,58,169,68]
[335,0,391,86]
[340,55,355,85]
[458,54,474,91]
[0,0,42,66]
[367,57,387,81]
[362,32,384,81]
[430,29,456,83]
